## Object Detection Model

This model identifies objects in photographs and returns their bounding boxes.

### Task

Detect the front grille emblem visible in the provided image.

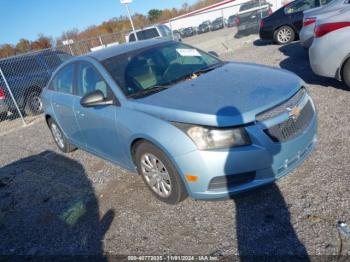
[287,106,301,121]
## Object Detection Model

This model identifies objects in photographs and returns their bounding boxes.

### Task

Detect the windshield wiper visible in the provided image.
[128,85,170,99]
[191,62,226,76]
[166,62,226,86]
[128,62,225,99]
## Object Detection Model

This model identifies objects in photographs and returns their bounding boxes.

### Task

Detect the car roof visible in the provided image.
[87,38,172,61]
[0,49,70,64]
[304,0,348,16]
[317,4,350,23]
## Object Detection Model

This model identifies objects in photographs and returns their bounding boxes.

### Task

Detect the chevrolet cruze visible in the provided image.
[42,39,317,204]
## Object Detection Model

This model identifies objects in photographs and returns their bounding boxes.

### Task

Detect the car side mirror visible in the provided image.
[208,51,219,57]
[80,90,114,107]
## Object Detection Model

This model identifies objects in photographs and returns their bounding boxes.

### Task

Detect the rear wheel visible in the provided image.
[48,118,75,153]
[274,26,295,45]
[342,59,350,89]
[134,141,188,204]
[24,90,43,116]
[0,112,7,121]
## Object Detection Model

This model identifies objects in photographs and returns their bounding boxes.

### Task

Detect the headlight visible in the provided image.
[173,123,251,150]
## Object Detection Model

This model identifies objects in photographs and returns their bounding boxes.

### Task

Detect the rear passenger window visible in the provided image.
[129,28,160,41]
[51,64,74,94]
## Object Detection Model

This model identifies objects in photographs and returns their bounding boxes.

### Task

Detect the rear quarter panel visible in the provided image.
[335,27,350,79]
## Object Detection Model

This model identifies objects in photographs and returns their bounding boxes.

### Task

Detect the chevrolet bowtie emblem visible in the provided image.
[287,106,301,121]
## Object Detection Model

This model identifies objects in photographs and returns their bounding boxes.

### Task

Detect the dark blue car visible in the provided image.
[0,50,71,118]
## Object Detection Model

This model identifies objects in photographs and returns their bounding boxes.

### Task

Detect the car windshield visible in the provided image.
[103,42,223,98]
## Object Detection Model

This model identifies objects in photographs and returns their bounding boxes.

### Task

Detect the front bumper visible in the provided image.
[174,94,317,200]
[238,22,259,32]
[211,25,223,30]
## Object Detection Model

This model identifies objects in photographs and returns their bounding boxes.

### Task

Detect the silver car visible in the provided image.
[309,6,350,88]
[300,0,350,48]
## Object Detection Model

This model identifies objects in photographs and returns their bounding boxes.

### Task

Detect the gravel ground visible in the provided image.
[0,34,350,258]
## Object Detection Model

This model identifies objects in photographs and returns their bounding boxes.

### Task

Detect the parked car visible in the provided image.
[235,0,272,34]
[0,50,71,118]
[227,15,238,27]
[259,0,332,44]
[197,21,212,34]
[128,24,181,42]
[309,6,350,88]
[43,39,317,204]
[300,0,350,48]
[182,27,196,37]
[211,17,226,30]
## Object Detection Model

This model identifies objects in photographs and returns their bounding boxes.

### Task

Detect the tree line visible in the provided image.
[0,0,222,59]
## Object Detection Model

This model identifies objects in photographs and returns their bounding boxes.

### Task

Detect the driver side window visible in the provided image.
[77,62,110,98]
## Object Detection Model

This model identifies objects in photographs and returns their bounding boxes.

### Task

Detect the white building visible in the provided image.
[165,0,283,30]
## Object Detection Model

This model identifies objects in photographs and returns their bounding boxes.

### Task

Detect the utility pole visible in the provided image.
[120,0,138,41]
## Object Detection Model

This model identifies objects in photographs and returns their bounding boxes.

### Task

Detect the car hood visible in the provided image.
[128,62,304,127]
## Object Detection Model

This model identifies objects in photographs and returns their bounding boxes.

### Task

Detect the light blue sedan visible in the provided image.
[42,39,317,204]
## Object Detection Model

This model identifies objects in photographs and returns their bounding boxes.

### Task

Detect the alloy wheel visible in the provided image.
[51,123,65,149]
[277,28,292,44]
[140,153,172,198]
[29,95,43,113]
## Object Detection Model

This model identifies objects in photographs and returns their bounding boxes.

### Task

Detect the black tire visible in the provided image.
[134,141,188,204]
[24,90,43,116]
[342,59,350,89]
[0,112,7,121]
[274,26,295,45]
[48,118,75,153]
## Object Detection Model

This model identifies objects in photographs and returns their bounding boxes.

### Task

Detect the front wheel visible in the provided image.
[134,141,188,204]
[274,26,295,45]
[24,90,43,116]
[342,59,350,89]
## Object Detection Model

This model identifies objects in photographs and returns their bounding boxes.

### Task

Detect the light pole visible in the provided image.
[120,0,138,41]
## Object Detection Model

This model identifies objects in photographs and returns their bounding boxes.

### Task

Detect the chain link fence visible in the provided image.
[0,32,128,135]
[0,0,283,135]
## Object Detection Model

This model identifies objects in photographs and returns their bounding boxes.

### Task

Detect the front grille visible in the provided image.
[208,172,256,191]
[256,88,306,122]
[264,101,314,142]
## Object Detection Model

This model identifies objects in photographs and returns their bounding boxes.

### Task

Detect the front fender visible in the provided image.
[117,107,197,172]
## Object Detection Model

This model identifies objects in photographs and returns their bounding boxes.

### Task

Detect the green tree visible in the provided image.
[148,9,163,22]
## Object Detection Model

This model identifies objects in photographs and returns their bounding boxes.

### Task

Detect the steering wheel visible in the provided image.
[125,75,144,95]
[162,63,183,82]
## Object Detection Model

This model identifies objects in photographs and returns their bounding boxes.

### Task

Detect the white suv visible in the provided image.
[128,25,182,42]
